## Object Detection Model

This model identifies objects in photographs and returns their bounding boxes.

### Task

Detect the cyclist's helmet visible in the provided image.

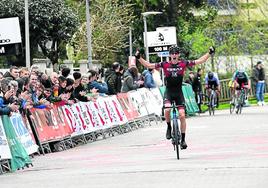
[169,45,180,55]
[208,71,214,79]
[237,66,245,79]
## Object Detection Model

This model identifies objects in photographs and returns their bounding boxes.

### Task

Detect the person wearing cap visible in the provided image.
[135,45,215,150]
[252,61,266,106]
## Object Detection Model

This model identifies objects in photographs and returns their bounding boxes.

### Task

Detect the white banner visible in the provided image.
[103,95,128,125]
[0,118,11,159]
[149,88,164,116]
[9,113,39,155]
[128,90,149,117]
[0,17,22,45]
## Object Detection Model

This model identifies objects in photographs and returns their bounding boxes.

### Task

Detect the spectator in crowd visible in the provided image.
[19,67,30,78]
[184,71,195,85]
[252,61,266,106]
[4,66,20,80]
[65,78,75,104]
[0,79,19,115]
[81,74,90,91]
[30,65,39,74]
[142,68,156,89]
[58,76,67,95]
[88,70,108,95]
[73,72,91,102]
[105,62,122,95]
[61,67,71,78]
[152,67,163,87]
[28,74,46,108]
[121,66,143,93]
[191,68,204,112]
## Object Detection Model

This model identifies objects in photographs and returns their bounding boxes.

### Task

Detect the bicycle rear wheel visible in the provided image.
[172,118,180,160]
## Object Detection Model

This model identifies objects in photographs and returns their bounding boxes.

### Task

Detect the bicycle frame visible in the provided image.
[236,88,246,114]
[164,102,182,160]
[207,88,217,115]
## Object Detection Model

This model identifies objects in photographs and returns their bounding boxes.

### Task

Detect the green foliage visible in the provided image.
[0,0,78,67]
[68,0,135,67]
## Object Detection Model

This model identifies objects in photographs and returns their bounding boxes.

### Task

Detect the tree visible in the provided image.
[0,0,78,70]
[67,0,135,67]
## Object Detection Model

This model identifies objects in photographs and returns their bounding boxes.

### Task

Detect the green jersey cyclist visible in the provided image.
[135,45,215,149]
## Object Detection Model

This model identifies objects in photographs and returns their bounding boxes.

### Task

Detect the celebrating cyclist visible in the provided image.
[135,45,215,149]
[231,67,251,104]
[205,71,220,108]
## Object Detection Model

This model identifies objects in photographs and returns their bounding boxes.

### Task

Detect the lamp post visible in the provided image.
[25,0,30,68]
[86,0,92,67]
[141,11,162,62]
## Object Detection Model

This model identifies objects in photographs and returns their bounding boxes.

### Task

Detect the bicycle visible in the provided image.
[207,88,217,116]
[164,102,182,160]
[235,87,246,114]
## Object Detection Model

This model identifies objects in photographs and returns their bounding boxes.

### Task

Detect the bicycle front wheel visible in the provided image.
[172,118,180,160]
[230,102,235,114]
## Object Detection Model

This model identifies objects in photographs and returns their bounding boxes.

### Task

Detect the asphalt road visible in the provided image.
[1,105,268,188]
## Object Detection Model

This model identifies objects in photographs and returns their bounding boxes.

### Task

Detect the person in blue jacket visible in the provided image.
[142,69,156,89]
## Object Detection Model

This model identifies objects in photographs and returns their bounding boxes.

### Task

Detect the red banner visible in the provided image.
[30,104,73,143]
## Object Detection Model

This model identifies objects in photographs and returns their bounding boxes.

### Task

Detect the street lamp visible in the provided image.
[86,0,92,67]
[25,0,30,68]
[141,11,162,62]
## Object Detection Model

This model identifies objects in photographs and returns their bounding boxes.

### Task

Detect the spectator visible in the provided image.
[185,71,194,85]
[73,72,91,102]
[61,67,71,78]
[19,67,30,78]
[3,66,19,80]
[121,66,143,93]
[58,76,67,95]
[152,67,163,87]
[142,68,156,89]
[252,61,266,106]
[88,70,108,94]
[192,68,203,112]
[105,62,122,95]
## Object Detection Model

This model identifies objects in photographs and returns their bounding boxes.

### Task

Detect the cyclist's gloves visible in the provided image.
[209,46,215,55]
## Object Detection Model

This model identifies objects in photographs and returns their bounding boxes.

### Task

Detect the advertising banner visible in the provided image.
[127,90,149,117]
[9,113,38,155]
[0,118,11,160]
[116,93,139,121]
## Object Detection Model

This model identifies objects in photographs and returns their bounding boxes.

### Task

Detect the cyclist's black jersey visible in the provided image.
[155,60,195,93]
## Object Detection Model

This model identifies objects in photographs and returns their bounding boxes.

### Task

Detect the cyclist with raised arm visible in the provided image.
[205,71,221,108]
[232,68,251,104]
[135,45,215,149]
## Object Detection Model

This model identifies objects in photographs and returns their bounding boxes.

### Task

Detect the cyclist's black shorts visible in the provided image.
[164,90,185,107]
[236,81,248,90]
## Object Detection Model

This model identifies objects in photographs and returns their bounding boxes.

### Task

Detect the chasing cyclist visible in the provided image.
[135,45,215,149]
[231,67,251,104]
[205,71,221,108]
